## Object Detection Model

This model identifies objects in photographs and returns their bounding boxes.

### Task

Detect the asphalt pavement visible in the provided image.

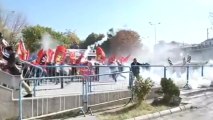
[154,93,213,120]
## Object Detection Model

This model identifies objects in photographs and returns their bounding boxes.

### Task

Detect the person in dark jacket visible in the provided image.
[131,58,142,79]
[3,46,21,75]
[3,46,32,97]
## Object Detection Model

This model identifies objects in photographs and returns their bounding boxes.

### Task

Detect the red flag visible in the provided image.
[120,54,131,63]
[76,53,84,64]
[17,40,29,61]
[123,54,131,62]
[108,55,116,63]
[26,50,30,60]
[69,51,76,64]
[36,49,47,65]
[54,45,67,64]
[96,47,106,62]
[46,49,54,63]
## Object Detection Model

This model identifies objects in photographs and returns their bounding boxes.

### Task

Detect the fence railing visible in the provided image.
[19,75,86,120]
[134,64,213,89]
[16,64,213,119]
[86,71,133,114]
[18,64,134,120]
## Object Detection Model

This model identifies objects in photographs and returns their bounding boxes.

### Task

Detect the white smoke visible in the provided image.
[140,66,213,89]
[90,35,107,48]
[41,33,59,50]
[133,41,182,65]
[81,35,107,62]
[133,40,213,89]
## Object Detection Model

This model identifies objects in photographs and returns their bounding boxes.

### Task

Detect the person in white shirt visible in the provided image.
[109,60,118,82]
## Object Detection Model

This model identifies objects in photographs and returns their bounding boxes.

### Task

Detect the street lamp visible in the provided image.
[149,22,160,45]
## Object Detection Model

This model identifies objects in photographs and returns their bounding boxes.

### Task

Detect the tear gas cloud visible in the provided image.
[41,33,59,50]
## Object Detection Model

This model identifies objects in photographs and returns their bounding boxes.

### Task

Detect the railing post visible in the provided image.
[33,78,36,97]
[85,77,89,111]
[89,76,92,93]
[82,76,87,111]
[128,72,133,89]
[19,81,23,120]
[183,66,191,89]
[201,66,204,77]
[187,66,189,80]
[163,66,167,78]
[60,66,64,89]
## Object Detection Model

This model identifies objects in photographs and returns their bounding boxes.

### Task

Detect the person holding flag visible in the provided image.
[17,39,30,61]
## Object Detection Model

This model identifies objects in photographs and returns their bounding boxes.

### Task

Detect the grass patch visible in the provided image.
[98,102,168,120]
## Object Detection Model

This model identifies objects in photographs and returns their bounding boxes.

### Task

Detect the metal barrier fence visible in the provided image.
[136,65,213,89]
[89,65,132,92]
[29,65,90,97]
[86,71,133,114]
[19,75,86,120]
[18,65,134,120]
[17,64,213,119]
[0,60,43,94]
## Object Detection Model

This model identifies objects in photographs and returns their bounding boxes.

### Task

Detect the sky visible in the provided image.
[1,0,213,47]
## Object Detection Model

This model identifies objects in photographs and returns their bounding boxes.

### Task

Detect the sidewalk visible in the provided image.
[65,115,98,120]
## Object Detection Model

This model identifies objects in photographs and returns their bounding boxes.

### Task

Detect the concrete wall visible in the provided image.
[0,86,19,120]
[87,87,160,111]
[0,86,160,119]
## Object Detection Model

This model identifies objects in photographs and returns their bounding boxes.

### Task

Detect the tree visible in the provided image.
[63,30,81,44]
[0,9,27,47]
[110,29,142,56]
[100,28,115,55]
[80,33,105,49]
[64,30,81,49]
[22,25,70,52]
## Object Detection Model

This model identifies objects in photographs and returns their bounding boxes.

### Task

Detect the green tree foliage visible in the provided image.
[110,29,142,56]
[100,40,110,55]
[100,28,115,55]
[22,25,70,52]
[160,78,180,102]
[100,28,142,56]
[80,33,105,49]
[63,30,81,46]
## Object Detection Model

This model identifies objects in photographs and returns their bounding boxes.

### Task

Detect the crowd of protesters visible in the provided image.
[0,32,152,97]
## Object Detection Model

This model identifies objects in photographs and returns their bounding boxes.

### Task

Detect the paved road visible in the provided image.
[155,94,213,120]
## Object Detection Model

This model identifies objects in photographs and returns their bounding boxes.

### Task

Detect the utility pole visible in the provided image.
[149,22,161,45]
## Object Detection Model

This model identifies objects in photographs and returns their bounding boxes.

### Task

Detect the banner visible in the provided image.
[36,49,47,65]
[108,55,116,63]
[47,49,54,63]
[17,40,29,61]
[119,54,131,63]
[69,51,76,64]
[96,47,106,62]
[54,45,67,64]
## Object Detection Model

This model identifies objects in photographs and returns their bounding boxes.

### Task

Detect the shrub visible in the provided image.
[132,76,154,104]
[160,78,181,105]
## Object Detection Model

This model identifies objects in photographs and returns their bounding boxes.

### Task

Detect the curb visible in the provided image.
[182,91,213,100]
[125,104,192,120]
[181,88,213,97]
